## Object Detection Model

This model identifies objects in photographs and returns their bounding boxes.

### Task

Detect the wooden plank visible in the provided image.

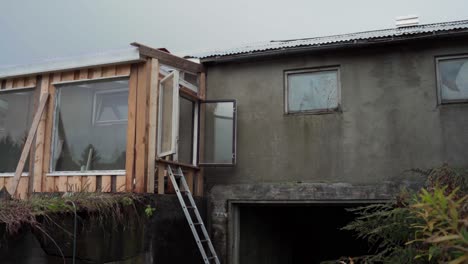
[116,64,131,76]
[131,42,204,73]
[146,59,160,193]
[134,62,150,193]
[0,177,5,189]
[102,176,111,192]
[5,79,13,89]
[102,65,117,77]
[44,74,60,192]
[13,78,25,88]
[125,65,138,192]
[57,176,68,192]
[25,76,37,86]
[17,177,29,199]
[157,163,165,194]
[186,169,194,193]
[9,93,49,196]
[91,67,102,79]
[68,176,82,192]
[32,75,50,192]
[116,176,126,192]
[82,176,96,192]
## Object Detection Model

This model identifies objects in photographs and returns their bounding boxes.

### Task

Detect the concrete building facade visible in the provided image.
[198,21,468,263]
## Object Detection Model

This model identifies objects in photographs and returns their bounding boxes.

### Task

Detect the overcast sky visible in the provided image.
[0,0,467,67]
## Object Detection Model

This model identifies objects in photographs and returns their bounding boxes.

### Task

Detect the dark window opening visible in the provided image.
[238,204,369,264]
[0,90,34,173]
[178,96,195,164]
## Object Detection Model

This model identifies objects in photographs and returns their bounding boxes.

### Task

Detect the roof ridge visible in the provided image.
[270,19,468,43]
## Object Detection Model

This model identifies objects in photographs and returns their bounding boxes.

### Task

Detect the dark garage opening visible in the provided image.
[237,204,370,264]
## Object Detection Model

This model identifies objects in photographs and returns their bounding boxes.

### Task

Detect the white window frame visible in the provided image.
[436,54,468,105]
[50,76,129,174]
[284,67,341,114]
[92,88,129,125]
[157,70,180,157]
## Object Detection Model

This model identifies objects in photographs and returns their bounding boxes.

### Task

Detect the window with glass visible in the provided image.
[437,55,468,104]
[0,89,34,173]
[199,100,237,166]
[285,68,340,113]
[51,78,129,172]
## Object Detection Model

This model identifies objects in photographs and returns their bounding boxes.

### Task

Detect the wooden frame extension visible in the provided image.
[0,44,207,198]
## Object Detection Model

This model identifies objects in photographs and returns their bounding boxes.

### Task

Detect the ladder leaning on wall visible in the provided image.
[167,165,221,264]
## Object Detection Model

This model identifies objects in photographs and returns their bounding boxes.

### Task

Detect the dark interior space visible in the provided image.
[238,204,370,264]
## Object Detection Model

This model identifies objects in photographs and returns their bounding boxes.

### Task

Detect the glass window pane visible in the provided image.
[201,101,235,165]
[52,79,128,172]
[0,90,34,172]
[438,57,468,102]
[158,72,178,156]
[287,70,338,112]
[178,97,194,164]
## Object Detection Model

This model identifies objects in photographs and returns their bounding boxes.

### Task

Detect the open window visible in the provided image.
[157,71,180,157]
[198,100,237,166]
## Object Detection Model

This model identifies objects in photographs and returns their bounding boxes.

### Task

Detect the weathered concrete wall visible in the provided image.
[0,195,206,264]
[204,36,468,263]
[204,37,468,186]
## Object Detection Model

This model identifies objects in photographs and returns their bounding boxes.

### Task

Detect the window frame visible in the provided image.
[0,86,36,176]
[50,76,129,175]
[157,70,180,158]
[198,99,237,167]
[284,67,341,115]
[92,88,129,126]
[435,54,468,105]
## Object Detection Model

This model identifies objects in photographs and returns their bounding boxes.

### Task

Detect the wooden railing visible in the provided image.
[156,159,203,196]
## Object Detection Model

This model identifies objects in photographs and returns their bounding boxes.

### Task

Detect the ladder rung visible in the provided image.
[194,222,203,226]
[207,256,217,260]
[186,206,195,209]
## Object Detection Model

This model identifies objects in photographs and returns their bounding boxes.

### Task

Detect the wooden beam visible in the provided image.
[196,72,207,196]
[32,75,49,192]
[9,93,49,196]
[146,59,160,193]
[134,62,150,193]
[131,42,204,73]
[157,163,165,194]
[125,65,138,192]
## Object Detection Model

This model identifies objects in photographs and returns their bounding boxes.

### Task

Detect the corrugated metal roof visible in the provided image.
[194,19,468,60]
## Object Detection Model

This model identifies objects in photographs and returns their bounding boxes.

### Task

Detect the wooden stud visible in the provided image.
[134,62,150,193]
[91,68,102,79]
[102,176,111,192]
[116,176,126,192]
[146,59,160,193]
[57,176,68,192]
[186,169,194,193]
[44,73,60,192]
[13,78,25,88]
[0,177,5,189]
[125,65,138,192]
[116,65,131,76]
[157,163,165,194]
[32,75,50,192]
[102,66,117,77]
[82,176,96,192]
[5,79,13,89]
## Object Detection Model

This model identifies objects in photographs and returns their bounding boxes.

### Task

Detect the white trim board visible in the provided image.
[0,47,142,79]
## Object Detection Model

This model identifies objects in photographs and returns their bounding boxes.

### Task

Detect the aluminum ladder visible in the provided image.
[167,165,221,264]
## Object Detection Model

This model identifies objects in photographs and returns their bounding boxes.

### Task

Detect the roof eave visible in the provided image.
[0,47,145,80]
[200,29,468,64]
